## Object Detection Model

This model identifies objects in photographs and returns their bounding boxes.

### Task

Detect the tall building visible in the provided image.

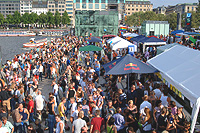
[66,0,74,25]
[125,0,153,16]
[0,0,20,17]
[47,0,66,15]
[20,0,33,15]
[153,5,166,14]
[32,0,48,15]
[175,3,198,14]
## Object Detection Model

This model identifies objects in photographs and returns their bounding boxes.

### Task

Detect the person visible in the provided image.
[0,87,12,115]
[0,106,8,120]
[0,121,9,133]
[112,107,125,132]
[90,110,105,133]
[2,116,14,133]
[52,81,59,104]
[90,102,99,117]
[170,101,177,116]
[176,107,185,133]
[58,97,67,121]
[153,100,163,125]
[153,84,162,100]
[76,86,84,103]
[12,103,23,133]
[35,90,44,120]
[55,115,65,133]
[72,111,88,133]
[27,124,36,133]
[160,89,171,107]
[106,116,117,133]
[47,96,56,133]
[166,115,177,133]
[157,107,168,133]
[95,90,104,110]
[105,100,116,119]
[27,95,35,123]
[18,103,29,130]
[39,63,43,81]
[82,100,90,117]
[70,103,83,123]
[70,97,77,116]
[140,108,152,133]
[127,85,137,102]
[118,89,127,110]
[140,95,152,116]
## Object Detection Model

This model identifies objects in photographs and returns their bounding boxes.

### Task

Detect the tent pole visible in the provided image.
[128,74,129,90]
[191,98,200,133]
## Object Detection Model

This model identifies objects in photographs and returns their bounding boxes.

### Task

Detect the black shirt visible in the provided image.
[157,114,168,132]
[0,90,10,100]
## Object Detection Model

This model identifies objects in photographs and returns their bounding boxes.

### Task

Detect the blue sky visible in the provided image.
[150,0,198,8]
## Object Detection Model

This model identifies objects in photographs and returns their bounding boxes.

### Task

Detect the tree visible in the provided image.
[29,12,38,25]
[197,0,200,13]
[38,13,47,27]
[165,13,177,30]
[62,11,70,26]
[0,13,4,25]
[46,11,54,27]
[6,14,14,24]
[13,11,21,26]
[54,11,61,27]
[21,13,30,26]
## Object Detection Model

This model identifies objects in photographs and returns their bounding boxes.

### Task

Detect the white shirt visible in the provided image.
[81,81,86,92]
[39,65,43,73]
[53,84,59,95]
[71,110,79,121]
[140,101,152,115]
[0,127,9,133]
[35,95,44,111]
[154,89,162,99]
[71,102,77,115]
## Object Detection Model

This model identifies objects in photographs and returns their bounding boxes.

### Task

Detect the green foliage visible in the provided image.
[62,11,71,25]
[47,11,54,26]
[6,14,14,24]
[29,12,38,24]
[164,13,177,30]
[13,11,21,25]
[38,13,47,24]
[54,11,61,27]
[21,13,29,24]
[0,13,4,25]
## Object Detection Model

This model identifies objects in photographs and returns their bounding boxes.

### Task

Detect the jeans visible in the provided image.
[48,114,55,133]
[29,113,35,123]
[14,122,25,133]
[39,72,42,81]
[10,98,15,111]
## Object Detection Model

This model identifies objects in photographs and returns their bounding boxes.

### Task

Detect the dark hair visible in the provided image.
[108,117,115,126]
[116,107,121,113]
[155,100,162,107]
[49,96,54,101]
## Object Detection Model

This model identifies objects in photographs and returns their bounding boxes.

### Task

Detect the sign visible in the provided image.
[185,13,192,31]
[128,45,136,55]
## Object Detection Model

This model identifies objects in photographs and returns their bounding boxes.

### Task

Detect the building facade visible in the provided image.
[20,0,33,15]
[175,3,198,14]
[66,0,74,25]
[153,5,166,14]
[32,0,48,15]
[47,0,66,15]
[125,0,153,16]
[0,0,20,17]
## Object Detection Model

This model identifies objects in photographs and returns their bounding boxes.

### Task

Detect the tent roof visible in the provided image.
[106,36,123,44]
[171,30,184,35]
[157,43,182,55]
[79,45,102,51]
[148,45,200,103]
[130,35,147,42]
[123,33,138,37]
[111,39,137,50]
[104,54,158,75]
[141,37,165,43]
[86,37,101,42]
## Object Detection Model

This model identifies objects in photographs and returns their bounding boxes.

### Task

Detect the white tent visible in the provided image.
[147,45,200,132]
[106,36,123,44]
[123,33,138,37]
[112,39,137,51]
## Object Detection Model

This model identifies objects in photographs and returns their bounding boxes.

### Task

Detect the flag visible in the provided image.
[189,36,196,44]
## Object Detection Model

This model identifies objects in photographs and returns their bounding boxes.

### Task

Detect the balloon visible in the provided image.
[104,29,107,32]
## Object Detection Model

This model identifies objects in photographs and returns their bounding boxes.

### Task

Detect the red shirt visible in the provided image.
[27,100,34,113]
[91,117,105,133]
[89,101,95,114]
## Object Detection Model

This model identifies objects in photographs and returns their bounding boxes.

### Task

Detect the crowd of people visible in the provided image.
[0,34,192,133]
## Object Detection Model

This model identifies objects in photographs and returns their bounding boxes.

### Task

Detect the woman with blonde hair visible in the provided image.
[141,108,152,133]
[76,86,84,103]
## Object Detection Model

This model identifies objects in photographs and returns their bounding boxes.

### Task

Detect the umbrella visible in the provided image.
[171,30,184,35]
[103,54,158,75]
[79,45,102,51]
[86,37,101,42]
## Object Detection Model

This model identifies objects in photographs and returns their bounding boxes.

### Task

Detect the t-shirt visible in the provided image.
[27,100,34,113]
[2,121,14,133]
[0,127,8,133]
[71,102,77,115]
[112,113,125,131]
[157,114,168,132]
[91,117,105,133]
[71,110,79,121]
[35,95,44,111]
[53,84,59,96]
[154,89,162,99]
[140,101,152,115]
[72,118,87,133]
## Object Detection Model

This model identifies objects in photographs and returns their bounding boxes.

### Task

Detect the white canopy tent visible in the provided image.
[147,45,200,132]
[123,33,139,37]
[106,36,123,44]
[111,39,137,51]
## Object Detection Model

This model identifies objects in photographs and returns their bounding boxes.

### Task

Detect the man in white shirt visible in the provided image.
[154,84,162,99]
[70,104,82,123]
[35,90,44,120]
[72,111,87,133]
[0,121,8,133]
[39,63,44,81]
[140,95,152,116]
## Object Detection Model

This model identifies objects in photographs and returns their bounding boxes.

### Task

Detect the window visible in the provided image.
[52,5,54,8]
[128,12,130,14]
[132,8,134,10]
[136,5,138,7]
[144,9,146,11]
[62,5,64,8]
[140,9,142,11]
[59,5,61,8]
[68,12,73,14]
[59,9,61,11]
[132,5,134,7]
[128,5,130,7]
[128,8,130,10]
[82,4,86,9]
[101,4,106,9]
[89,3,93,9]
[66,4,72,7]
[66,8,73,10]
[56,9,58,11]
[140,5,142,7]
[136,8,138,11]
[144,5,146,7]
[76,3,80,8]
[52,9,54,11]
[62,9,64,11]
[95,4,99,9]
[66,1,72,3]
